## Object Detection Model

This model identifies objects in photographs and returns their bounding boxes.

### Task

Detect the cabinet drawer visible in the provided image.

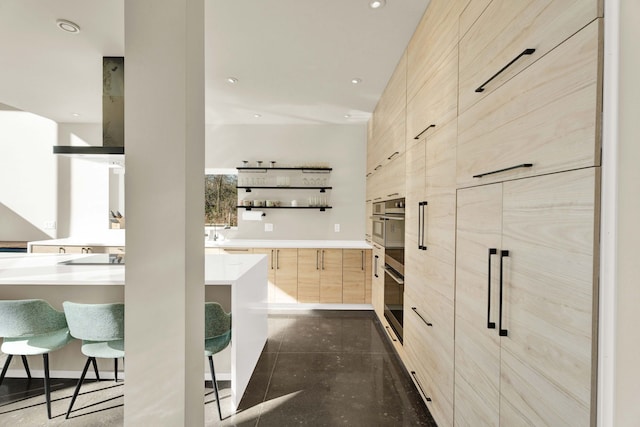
[457,20,602,188]
[403,293,454,427]
[459,0,602,114]
[406,46,458,142]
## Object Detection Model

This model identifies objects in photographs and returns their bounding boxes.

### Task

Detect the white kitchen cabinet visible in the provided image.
[455,168,599,426]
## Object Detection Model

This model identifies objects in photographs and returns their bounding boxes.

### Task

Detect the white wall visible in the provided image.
[0,108,57,241]
[56,123,111,236]
[206,124,367,240]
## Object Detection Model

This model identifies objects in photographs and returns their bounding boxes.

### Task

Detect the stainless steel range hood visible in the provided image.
[53,57,124,157]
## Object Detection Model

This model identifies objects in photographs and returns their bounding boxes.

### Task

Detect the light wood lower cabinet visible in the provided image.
[253,248,298,303]
[319,249,343,303]
[342,249,369,304]
[30,245,107,254]
[455,168,599,426]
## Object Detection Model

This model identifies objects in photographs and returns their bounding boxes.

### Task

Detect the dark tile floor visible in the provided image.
[0,310,436,426]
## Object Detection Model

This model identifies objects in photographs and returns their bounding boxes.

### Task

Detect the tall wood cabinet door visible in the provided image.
[319,249,343,303]
[297,249,320,303]
[371,243,385,318]
[404,134,426,289]
[454,183,503,427]
[343,249,366,304]
[499,168,599,426]
[423,123,457,304]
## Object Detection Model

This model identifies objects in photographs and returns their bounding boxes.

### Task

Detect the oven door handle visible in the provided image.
[383,266,404,285]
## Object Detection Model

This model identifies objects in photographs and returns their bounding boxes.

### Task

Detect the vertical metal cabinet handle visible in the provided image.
[276,249,280,270]
[487,249,497,329]
[321,250,325,270]
[418,201,429,251]
[410,371,432,402]
[361,250,365,271]
[316,250,320,270]
[374,255,379,278]
[499,250,509,336]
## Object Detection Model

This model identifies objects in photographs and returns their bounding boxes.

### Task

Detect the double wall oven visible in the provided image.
[372,198,405,342]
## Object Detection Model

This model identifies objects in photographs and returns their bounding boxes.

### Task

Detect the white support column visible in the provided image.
[124,0,205,425]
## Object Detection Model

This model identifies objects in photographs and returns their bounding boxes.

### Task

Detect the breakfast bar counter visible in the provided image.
[0,252,268,410]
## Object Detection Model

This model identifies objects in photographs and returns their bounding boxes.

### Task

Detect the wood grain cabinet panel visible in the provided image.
[454,168,599,426]
[254,248,298,303]
[458,0,602,114]
[457,19,603,188]
[406,0,466,102]
[342,249,368,304]
[406,46,458,143]
[318,249,343,303]
[297,249,321,303]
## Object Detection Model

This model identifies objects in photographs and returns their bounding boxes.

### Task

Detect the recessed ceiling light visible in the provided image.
[344,114,351,119]
[369,0,386,9]
[226,77,238,84]
[351,78,362,84]
[72,113,80,117]
[253,114,262,118]
[56,19,81,33]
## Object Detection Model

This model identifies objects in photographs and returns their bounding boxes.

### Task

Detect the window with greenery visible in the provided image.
[205,174,237,226]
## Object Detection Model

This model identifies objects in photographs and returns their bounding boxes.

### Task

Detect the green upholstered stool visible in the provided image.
[205,302,231,420]
[62,301,124,419]
[0,299,73,419]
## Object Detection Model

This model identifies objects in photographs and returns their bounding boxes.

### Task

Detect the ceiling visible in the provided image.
[0,0,429,126]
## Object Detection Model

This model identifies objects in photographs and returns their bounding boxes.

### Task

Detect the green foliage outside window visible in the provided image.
[205,175,237,226]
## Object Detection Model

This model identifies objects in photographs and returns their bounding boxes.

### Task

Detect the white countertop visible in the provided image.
[28,235,371,250]
[0,253,265,286]
[205,239,371,249]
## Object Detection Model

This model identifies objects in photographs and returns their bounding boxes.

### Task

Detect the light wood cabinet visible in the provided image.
[30,245,107,254]
[342,249,369,304]
[457,19,603,188]
[406,0,466,102]
[454,168,599,426]
[297,248,344,304]
[403,121,457,427]
[253,248,298,303]
[319,249,343,303]
[371,243,385,319]
[458,0,602,114]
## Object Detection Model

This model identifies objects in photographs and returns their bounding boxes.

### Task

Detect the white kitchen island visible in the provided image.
[0,252,267,410]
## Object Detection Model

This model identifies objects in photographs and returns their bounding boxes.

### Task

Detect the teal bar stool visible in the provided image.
[62,301,124,419]
[0,299,73,419]
[205,302,231,420]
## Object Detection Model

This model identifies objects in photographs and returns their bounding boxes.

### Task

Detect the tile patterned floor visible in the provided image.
[0,310,436,426]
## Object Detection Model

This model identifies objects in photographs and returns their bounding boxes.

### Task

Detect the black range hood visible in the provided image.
[53,57,124,157]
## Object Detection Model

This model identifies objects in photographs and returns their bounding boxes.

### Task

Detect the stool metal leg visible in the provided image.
[21,355,32,379]
[0,355,13,386]
[66,357,93,419]
[91,357,100,381]
[208,356,223,420]
[43,354,52,419]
